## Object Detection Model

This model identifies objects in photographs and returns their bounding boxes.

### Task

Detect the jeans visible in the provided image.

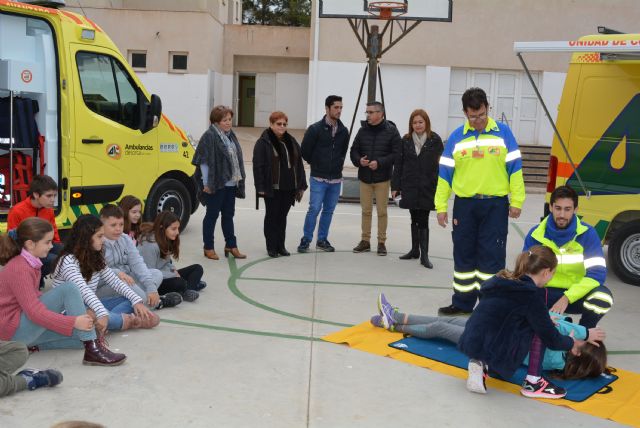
[202,185,237,249]
[303,177,341,242]
[11,282,96,349]
[100,296,134,331]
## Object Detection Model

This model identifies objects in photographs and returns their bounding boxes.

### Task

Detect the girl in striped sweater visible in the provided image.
[0,217,125,366]
[52,215,158,333]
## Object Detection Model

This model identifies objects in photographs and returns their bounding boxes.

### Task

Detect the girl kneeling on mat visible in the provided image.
[0,218,125,366]
[138,211,206,302]
[52,215,158,332]
[374,246,604,399]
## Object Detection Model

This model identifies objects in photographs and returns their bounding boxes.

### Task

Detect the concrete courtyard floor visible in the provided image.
[2,166,639,427]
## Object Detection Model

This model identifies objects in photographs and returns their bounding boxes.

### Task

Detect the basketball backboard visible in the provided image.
[319,0,452,22]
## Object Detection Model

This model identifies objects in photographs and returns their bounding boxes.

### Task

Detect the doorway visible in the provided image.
[238,75,255,127]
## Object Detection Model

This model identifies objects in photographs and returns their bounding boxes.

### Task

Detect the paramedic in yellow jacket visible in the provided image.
[435,88,526,316]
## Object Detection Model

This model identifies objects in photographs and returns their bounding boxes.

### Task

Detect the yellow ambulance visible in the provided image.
[0,0,198,231]
[515,34,640,286]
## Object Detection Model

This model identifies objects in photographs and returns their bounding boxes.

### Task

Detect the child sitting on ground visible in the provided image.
[0,340,62,395]
[0,217,125,366]
[119,195,143,244]
[138,211,206,303]
[52,214,158,332]
[97,204,182,310]
[7,175,63,287]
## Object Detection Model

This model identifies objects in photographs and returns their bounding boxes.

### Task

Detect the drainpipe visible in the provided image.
[307,0,320,126]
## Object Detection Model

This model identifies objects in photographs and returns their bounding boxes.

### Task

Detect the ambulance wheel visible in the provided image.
[608,221,640,287]
[145,178,191,230]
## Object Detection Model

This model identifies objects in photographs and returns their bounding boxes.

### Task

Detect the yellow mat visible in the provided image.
[323,322,640,427]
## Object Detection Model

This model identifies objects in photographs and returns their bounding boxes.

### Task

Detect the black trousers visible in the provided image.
[409,209,429,228]
[158,264,204,295]
[264,189,295,251]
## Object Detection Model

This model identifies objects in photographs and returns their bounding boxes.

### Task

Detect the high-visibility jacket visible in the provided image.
[434,117,525,213]
[523,215,607,303]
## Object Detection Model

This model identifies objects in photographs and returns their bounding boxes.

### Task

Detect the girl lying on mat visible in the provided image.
[372,246,606,400]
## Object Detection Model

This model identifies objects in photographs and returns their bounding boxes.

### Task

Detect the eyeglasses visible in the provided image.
[365,110,382,115]
[467,111,487,121]
[274,122,288,126]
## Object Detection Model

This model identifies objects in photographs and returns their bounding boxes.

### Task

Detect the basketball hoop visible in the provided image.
[368,1,408,20]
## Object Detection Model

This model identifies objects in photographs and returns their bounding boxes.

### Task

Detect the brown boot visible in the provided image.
[82,338,127,366]
[224,247,246,259]
[121,312,160,330]
[204,249,219,260]
[121,313,136,330]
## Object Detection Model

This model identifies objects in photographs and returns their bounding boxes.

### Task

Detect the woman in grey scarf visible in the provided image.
[192,106,247,260]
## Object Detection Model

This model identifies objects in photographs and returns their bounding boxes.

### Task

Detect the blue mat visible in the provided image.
[389,336,618,402]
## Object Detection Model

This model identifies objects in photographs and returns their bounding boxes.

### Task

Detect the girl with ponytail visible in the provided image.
[374,246,605,399]
[0,218,126,366]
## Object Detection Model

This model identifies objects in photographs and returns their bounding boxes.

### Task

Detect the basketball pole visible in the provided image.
[366,25,381,104]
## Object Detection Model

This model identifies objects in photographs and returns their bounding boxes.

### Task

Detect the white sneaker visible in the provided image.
[466,359,487,394]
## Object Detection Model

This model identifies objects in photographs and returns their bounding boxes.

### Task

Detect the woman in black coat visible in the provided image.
[391,109,443,268]
[253,111,307,257]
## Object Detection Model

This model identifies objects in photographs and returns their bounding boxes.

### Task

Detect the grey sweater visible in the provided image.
[103,234,159,293]
[138,237,176,279]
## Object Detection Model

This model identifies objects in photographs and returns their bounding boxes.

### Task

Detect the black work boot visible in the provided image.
[399,222,420,260]
[418,227,433,269]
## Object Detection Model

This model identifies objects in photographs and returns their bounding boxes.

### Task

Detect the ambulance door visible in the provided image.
[70,44,157,207]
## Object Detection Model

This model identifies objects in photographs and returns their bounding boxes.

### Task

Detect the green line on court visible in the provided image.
[160,318,323,342]
[159,319,640,355]
[239,276,450,290]
[227,256,351,327]
[510,221,526,240]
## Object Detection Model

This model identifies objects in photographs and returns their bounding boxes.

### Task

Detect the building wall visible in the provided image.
[308,0,640,145]
[313,0,640,72]
[64,0,232,138]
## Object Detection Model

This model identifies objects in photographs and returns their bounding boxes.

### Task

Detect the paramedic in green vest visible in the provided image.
[523,185,612,329]
[435,87,526,316]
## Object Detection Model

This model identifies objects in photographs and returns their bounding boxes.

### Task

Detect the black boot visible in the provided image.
[418,227,433,269]
[399,223,420,260]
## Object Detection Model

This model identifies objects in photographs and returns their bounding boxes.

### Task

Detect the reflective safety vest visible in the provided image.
[530,216,604,303]
[434,117,525,213]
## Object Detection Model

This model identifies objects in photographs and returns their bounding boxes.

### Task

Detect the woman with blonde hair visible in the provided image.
[391,109,443,268]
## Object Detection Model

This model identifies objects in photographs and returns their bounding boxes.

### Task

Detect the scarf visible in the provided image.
[214,125,242,182]
[412,132,427,155]
[21,248,43,269]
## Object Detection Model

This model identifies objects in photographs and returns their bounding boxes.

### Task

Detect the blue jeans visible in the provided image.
[100,296,134,331]
[303,177,341,241]
[11,282,96,349]
[202,185,237,249]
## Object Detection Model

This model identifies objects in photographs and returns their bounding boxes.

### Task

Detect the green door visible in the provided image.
[238,75,255,127]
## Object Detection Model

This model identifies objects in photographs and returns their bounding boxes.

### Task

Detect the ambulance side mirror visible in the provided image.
[140,94,162,134]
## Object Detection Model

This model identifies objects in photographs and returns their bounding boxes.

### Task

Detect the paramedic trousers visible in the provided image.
[451,195,509,312]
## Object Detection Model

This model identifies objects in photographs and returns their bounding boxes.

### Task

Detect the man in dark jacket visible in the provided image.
[297,95,349,253]
[350,101,401,255]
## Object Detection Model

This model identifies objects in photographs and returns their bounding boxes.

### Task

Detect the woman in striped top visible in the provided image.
[0,218,125,366]
[52,215,158,332]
